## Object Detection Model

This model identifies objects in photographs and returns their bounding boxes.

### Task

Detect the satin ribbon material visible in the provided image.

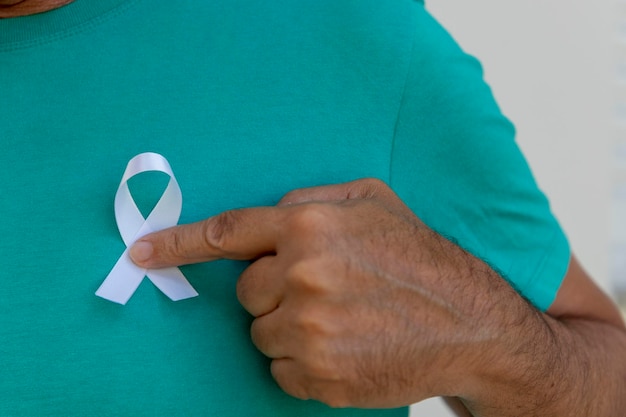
[96,152,199,305]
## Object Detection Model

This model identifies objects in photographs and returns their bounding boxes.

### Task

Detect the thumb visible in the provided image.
[129,207,282,269]
[277,178,389,206]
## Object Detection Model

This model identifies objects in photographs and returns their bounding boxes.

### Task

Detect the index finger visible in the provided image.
[129,207,283,269]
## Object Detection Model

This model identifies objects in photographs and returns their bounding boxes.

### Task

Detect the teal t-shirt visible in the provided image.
[0,0,569,415]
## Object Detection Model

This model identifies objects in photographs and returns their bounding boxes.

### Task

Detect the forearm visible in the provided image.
[460,298,626,416]
[134,178,625,413]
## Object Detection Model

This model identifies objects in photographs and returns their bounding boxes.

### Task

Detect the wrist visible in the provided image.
[453,290,567,415]
[460,300,606,417]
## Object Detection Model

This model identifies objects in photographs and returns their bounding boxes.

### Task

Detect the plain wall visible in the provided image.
[410,1,614,416]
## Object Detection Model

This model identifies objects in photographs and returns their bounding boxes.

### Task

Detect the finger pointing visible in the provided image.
[129,207,283,269]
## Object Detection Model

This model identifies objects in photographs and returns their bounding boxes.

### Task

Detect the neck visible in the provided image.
[0,0,74,18]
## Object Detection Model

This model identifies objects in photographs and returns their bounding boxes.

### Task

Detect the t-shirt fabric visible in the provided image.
[0,0,569,415]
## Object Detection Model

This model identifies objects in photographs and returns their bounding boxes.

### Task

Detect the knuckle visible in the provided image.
[293,306,336,341]
[271,361,310,401]
[236,258,277,317]
[359,177,386,189]
[279,188,305,205]
[270,355,353,408]
[148,227,190,266]
[249,319,266,351]
[288,203,336,236]
[353,178,386,198]
[235,274,252,310]
[300,365,351,408]
[319,392,351,409]
[304,356,340,383]
[284,259,331,294]
[203,210,239,252]
[163,228,186,260]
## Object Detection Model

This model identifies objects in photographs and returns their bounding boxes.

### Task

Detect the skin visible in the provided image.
[6,2,625,414]
[0,0,73,18]
[130,179,626,416]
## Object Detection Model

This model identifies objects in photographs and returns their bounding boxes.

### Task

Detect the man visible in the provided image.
[1,1,624,416]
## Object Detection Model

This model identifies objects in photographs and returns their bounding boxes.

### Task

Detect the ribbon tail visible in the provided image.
[147,268,199,301]
[96,249,147,305]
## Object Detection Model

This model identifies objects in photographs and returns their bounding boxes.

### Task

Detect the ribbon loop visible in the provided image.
[96,152,199,305]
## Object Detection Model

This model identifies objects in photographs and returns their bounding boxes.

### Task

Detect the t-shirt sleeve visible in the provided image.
[389,5,570,311]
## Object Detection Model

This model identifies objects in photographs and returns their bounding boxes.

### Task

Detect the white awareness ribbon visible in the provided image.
[96,152,199,305]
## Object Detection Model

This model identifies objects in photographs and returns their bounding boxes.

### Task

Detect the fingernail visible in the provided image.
[129,240,153,264]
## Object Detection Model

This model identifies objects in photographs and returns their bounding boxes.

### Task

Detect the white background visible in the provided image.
[410,1,616,416]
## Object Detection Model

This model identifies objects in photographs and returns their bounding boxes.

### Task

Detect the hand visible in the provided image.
[130,179,528,409]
